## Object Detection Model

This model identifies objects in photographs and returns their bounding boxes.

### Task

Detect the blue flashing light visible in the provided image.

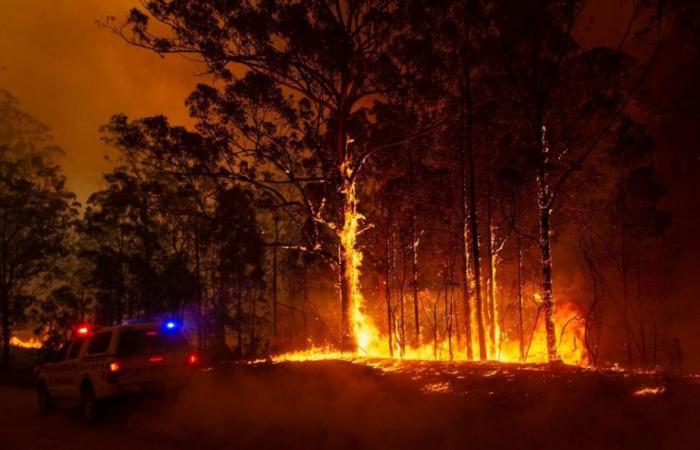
[165,321,177,329]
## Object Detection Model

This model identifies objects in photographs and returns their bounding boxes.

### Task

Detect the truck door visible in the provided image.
[44,343,69,397]
[50,340,80,398]
[63,336,87,399]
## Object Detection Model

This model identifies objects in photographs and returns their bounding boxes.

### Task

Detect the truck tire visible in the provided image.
[37,382,52,415]
[80,382,98,424]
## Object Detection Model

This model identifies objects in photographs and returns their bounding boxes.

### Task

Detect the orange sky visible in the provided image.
[0,0,632,203]
[0,0,201,202]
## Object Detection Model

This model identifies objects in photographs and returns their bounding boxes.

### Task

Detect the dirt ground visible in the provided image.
[2,360,700,450]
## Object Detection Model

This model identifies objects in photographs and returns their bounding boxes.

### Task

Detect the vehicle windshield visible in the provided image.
[117,328,189,357]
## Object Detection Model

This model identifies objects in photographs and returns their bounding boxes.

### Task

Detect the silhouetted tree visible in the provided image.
[0,91,78,368]
[105,0,438,351]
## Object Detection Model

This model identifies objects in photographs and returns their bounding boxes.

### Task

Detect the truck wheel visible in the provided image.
[80,383,98,424]
[37,383,52,415]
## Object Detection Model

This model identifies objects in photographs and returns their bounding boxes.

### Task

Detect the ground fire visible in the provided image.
[277,197,587,365]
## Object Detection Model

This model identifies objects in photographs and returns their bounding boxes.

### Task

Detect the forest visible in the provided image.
[2,0,697,371]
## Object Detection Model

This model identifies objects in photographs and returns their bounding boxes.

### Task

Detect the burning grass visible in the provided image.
[111,359,700,450]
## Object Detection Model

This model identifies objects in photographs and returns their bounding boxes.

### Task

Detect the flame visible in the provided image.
[340,161,382,355]
[496,298,586,364]
[633,386,665,396]
[277,167,587,366]
[10,335,42,349]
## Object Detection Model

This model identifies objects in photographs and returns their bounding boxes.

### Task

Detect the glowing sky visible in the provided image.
[0,0,200,202]
[0,0,631,203]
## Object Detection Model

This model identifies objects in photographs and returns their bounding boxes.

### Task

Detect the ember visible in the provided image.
[633,386,666,397]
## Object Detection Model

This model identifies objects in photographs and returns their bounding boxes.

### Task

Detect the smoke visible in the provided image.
[0,0,199,203]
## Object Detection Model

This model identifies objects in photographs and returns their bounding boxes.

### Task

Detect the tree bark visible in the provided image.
[194,225,203,351]
[1,287,9,369]
[236,282,243,357]
[538,126,558,362]
[399,243,407,356]
[272,216,279,343]
[336,108,359,351]
[410,211,420,347]
[446,247,455,361]
[517,234,525,361]
[336,98,356,352]
[464,65,487,360]
[458,65,474,361]
[214,277,227,359]
[485,189,497,356]
[384,204,394,357]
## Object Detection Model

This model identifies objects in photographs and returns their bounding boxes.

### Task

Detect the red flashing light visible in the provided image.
[109,361,120,372]
[149,356,164,363]
[188,353,199,365]
[77,326,90,335]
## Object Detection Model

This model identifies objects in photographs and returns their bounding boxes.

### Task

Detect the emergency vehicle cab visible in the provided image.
[35,321,198,422]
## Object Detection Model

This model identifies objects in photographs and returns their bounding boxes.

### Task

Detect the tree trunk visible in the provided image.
[272,216,279,343]
[458,67,474,361]
[398,298,406,355]
[485,191,497,356]
[213,282,227,359]
[399,247,406,356]
[538,126,558,362]
[302,267,309,338]
[465,68,487,360]
[446,250,454,361]
[410,212,420,347]
[194,226,203,351]
[517,234,525,361]
[236,283,243,357]
[1,287,9,369]
[250,287,257,356]
[336,102,356,353]
[384,204,394,357]
[432,304,438,359]
[339,165,364,353]
[288,272,296,343]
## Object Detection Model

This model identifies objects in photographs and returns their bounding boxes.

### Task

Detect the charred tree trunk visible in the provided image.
[485,184,497,356]
[538,126,558,362]
[302,267,309,338]
[432,303,438,359]
[410,211,420,347]
[336,101,356,352]
[288,272,297,343]
[1,286,9,369]
[458,66,474,361]
[399,238,407,356]
[213,279,227,359]
[517,234,525,361]
[464,64,487,360]
[194,225,204,351]
[384,204,394,357]
[446,246,455,361]
[272,215,279,344]
[250,287,257,356]
[338,238,352,351]
[236,282,243,357]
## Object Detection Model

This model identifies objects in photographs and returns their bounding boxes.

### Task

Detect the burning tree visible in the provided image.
[105,0,436,352]
[489,0,669,361]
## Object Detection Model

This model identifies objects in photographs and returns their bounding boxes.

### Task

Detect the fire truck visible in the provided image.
[35,321,199,422]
